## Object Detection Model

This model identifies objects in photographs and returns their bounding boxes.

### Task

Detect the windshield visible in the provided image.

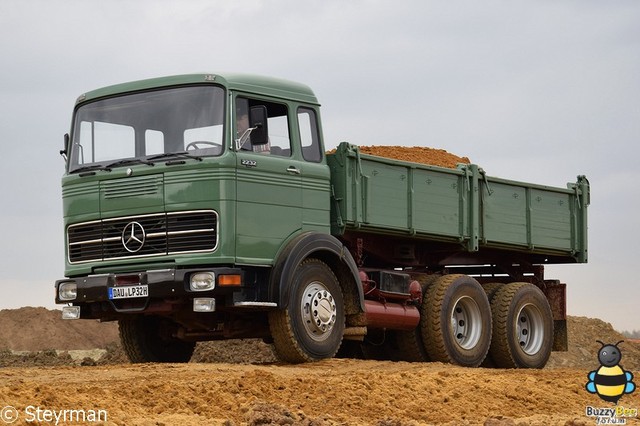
[69,86,225,172]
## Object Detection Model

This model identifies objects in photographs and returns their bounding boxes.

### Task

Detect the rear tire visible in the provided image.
[421,274,492,367]
[480,282,504,367]
[119,315,195,363]
[489,282,553,369]
[269,259,345,363]
[482,282,504,302]
[395,274,440,362]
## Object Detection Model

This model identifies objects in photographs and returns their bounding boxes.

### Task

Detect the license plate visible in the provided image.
[108,285,149,300]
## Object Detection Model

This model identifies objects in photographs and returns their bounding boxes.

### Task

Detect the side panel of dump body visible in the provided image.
[327,142,589,267]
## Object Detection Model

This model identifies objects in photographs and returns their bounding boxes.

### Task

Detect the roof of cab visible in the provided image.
[77,73,319,105]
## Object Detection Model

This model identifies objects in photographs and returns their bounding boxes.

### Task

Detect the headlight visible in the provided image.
[58,282,77,301]
[190,272,215,291]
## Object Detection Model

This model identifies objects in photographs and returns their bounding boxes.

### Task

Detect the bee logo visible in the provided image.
[586,340,636,403]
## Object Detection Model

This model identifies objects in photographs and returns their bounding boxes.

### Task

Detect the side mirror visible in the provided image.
[60,133,69,161]
[249,106,269,145]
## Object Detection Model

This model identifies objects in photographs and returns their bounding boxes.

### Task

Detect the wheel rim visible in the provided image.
[516,303,545,355]
[450,296,483,350]
[301,281,337,342]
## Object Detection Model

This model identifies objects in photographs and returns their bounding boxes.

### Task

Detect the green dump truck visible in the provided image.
[55,73,589,368]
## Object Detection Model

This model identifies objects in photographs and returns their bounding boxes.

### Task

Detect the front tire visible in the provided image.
[119,315,195,363]
[489,282,553,368]
[421,274,492,367]
[269,259,345,363]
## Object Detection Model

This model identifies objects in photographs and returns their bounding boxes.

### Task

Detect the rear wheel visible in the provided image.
[269,259,345,363]
[479,282,504,367]
[395,274,440,362]
[421,274,492,367]
[119,315,195,363]
[489,282,553,368]
[482,282,504,302]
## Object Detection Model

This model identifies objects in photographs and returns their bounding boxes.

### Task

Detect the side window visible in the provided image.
[297,107,322,162]
[235,97,291,157]
[267,115,290,156]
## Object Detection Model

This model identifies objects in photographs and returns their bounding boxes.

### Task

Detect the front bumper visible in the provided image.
[55,267,245,315]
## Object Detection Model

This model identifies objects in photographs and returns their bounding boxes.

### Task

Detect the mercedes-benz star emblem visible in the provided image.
[121,221,146,253]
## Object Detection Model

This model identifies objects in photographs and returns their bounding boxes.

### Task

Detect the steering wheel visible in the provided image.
[185,141,222,152]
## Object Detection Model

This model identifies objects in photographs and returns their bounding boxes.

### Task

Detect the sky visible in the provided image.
[0,0,639,332]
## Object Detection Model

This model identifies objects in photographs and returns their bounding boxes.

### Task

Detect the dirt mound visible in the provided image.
[0,307,119,351]
[547,316,640,370]
[191,339,277,364]
[86,339,277,366]
[0,348,74,368]
[358,145,471,169]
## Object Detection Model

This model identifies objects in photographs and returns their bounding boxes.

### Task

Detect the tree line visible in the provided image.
[621,329,640,339]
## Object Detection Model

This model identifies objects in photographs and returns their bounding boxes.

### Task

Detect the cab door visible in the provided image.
[234,97,302,264]
[296,106,331,233]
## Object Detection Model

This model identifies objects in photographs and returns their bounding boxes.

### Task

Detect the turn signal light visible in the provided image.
[218,274,241,286]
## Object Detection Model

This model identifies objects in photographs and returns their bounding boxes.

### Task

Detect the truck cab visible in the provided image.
[63,73,331,269]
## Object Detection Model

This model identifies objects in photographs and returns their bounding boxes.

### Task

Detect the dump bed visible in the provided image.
[327,143,589,265]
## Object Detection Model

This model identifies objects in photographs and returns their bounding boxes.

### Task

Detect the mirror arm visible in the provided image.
[235,126,260,151]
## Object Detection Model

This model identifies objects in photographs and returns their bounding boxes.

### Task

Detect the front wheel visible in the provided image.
[119,315,195,363]
[421,274,492,367]
[489,282,553,368]
[269,259,345,363]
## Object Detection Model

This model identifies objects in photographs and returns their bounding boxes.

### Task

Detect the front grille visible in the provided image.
[68,210,217,263]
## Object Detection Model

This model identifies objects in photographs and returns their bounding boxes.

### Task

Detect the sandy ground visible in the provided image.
[3,359,639,426]
[1,309,639,425]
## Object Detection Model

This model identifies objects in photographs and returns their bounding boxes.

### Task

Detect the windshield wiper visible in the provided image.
[105,158,155,169]
[70,164,113,174]
[147,151,203,162]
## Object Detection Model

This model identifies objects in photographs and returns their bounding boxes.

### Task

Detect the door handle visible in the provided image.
[286,166,301,175]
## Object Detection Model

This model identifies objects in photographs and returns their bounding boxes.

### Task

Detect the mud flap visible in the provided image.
[543,280,567,351]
